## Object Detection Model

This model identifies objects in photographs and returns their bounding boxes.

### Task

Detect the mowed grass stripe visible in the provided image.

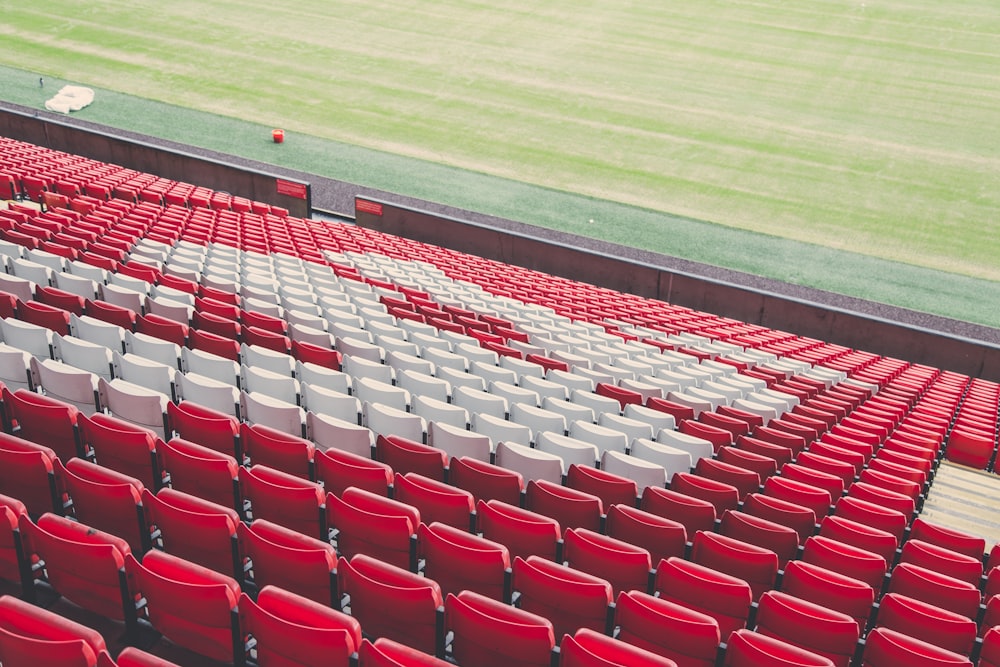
[1,2,998,314]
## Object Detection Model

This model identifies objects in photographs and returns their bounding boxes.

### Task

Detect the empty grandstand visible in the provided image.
[0,126,998,667]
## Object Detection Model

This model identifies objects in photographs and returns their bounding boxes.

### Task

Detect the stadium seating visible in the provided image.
[1,136,1000,667]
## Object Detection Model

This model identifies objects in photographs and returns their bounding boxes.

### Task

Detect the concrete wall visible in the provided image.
[355,197,1000,381]
[0,108,311,217]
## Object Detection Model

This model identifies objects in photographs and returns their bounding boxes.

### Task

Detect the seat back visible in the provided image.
[315,446,393,497]
[742,492,817,544]
[693,457,761,500]
[19,513,132,621]
[357,637,452,667]
[238,464,326,540]
[818,515,898,565]
[158,437,240,510]
[654,557,753,640]
[763,476,833,520]
[327,487,418,570]
[238,519,338,607]
[0,594,108,667]
[833,495,907,543]
[525,479,603,534]
[476,499,561,562]
[417,521,510,601]
[60,458,147,553]
[670,472,740,516]
[449,456,523,507]
[79,412,160,490]
[3,387,80,461]
[898,538,983,587]
[114,646,184,667]
[640,485,717,536]
[720,509,801,567]
[395,473,475,530]
[565,463,638,509]
[724,628,836,667]
[908,517,985,561]
[239,586,361,667]
[780,560,876,630]
[563,527,652,595]
[240,421,314,480]
[445,589,555,667]
[980,627,1000,667]
[560,627,680,667]
[376,434,447,482]
[142,488,240,577]
[861,627,972,667]
[802,535,888,593]
[0,494,27,585]
[605,504,687,565]
[875,592,976,657]
[691,530,779,601]
[125,550,241,664]
[886,562,981,620]
[755,590,860,667]
[615,590,720,667]
[338,553,444,656]
[511,555,613,638]
[0,432,61,516]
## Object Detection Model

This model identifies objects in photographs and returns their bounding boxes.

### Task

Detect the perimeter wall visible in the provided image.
[0,108,311,217]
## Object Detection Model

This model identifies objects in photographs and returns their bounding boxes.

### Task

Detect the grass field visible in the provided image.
[1,1,999,324]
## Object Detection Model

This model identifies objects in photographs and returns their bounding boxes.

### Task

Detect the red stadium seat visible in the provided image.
[327,486,419,570]
[754,590,860,667]
[237,519,338,606]
[395,473,475,530]
[615,590,720,667]
[59,457,149,554]
[417,521,511,601]
[861,627,972,667]
[450,456,524,507]
[125,549,241,663]
[560,628,680,667]
[446,589,555,667]
[512,555,613,638]
[605,504,687,565]
[358,637,452,667]
[0,594,110,667]
[238,585,361,667]
[476,499,562,562]
[526,479,603,534]
[338,553,444,656]
[0,432,63,517]
[655,555,753,640]
[724,628,836,667]
[18,513,134,621]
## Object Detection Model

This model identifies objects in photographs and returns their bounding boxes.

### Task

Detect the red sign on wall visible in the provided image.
[275,179,308,200]
[356,199,384,216]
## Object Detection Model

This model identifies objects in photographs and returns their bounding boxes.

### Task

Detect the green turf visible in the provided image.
[1,0,999,327]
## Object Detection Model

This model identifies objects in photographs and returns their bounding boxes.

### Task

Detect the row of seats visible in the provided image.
[11,498,1000,667]
[0,587,449,667]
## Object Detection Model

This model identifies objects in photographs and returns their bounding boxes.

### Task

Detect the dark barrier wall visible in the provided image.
[0,108,311,217]
[355,197,1000,382]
